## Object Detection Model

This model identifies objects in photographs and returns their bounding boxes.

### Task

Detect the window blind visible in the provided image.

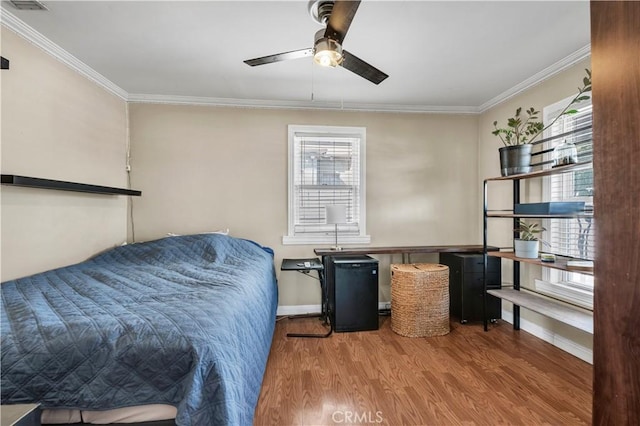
[292,133,362,237]
[541,98,594,300]
[543,101,594,262]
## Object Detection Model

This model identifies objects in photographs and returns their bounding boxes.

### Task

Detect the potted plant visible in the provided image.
[514,220,547,259]
[492,69,592,176]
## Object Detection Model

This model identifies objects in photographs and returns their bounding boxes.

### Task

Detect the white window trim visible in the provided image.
[534,279,594,310]
[283,125,370,245]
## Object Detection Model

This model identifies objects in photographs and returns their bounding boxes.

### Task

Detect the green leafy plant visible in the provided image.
[515,220,546,241]
[492,69,592,146]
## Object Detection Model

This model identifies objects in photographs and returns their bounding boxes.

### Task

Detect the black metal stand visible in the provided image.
[281,258,332,338]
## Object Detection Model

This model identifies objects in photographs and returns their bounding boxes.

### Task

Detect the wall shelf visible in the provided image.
[488,251,594,276]
[485,161,592,182]
[487,288,593,334]
[1,175,141,196]
[486,212,593,219]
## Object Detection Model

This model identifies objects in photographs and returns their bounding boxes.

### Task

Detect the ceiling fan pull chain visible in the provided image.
[341,69,344,110]
[311,58,315,101]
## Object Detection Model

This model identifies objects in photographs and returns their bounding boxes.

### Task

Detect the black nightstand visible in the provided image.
[281,258,331,338]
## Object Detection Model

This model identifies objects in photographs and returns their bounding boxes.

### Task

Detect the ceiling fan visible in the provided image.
[243,0,388,85]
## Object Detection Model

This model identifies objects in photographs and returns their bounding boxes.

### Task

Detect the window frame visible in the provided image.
[539,95,594,309]
[283,124,370,246]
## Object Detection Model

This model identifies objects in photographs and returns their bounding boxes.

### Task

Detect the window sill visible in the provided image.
[282,235,371,245]
[534,279,594,310]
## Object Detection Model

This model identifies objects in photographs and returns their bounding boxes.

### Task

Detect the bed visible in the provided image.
[1,233,278,425]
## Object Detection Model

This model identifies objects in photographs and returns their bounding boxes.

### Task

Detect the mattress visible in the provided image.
[41,404,176,425]
[42,405,177,424]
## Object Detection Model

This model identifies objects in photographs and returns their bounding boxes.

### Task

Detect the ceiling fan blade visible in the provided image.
[244,48,313,66]
[324,0,361,44]
[341,50,388,85]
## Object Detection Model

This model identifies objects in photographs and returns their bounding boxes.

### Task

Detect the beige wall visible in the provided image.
[128,104,480,306]
[0,28,129,281]
[478,58,593,361]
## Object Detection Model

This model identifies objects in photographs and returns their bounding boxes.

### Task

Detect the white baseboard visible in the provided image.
[277,302,390,317]
[277,304,321,316]
[501,309,593,364]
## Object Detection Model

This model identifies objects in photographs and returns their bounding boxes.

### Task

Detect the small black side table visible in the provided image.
[280,258,332,338]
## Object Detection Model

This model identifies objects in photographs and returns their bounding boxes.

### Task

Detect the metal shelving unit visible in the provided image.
[482,162,594,333]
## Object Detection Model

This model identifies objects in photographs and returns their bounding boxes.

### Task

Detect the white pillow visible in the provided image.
[167,229,229,237]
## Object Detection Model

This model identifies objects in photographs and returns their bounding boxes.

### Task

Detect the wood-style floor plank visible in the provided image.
[255,317,592,425]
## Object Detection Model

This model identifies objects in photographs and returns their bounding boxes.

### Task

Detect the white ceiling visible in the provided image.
[1,0,591,112]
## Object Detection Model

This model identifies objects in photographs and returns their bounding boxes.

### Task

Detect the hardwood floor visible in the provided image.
[254,316,592,425]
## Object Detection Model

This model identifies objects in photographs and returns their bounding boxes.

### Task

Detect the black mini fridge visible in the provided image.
[325,255,379,332]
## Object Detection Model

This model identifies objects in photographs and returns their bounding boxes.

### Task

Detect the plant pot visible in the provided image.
[514,239,539,259]
[499,144,532,176]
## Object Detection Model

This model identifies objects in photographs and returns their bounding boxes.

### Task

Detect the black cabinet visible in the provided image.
[439,252,501,323]
[325,255,379,332]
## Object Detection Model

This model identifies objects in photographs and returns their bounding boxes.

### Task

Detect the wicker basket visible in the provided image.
[390,263,450,337]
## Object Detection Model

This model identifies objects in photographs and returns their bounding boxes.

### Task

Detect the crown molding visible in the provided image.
[478,45,591,113]
[0,7,128,100]
[127,93,480,114]
[1,6,589,114]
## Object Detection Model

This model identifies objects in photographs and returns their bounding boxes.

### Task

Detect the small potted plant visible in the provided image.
[492,69,592,176]
[514,220,547,259]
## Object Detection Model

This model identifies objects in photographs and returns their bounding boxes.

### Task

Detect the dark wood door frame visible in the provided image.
[591,1,640,423]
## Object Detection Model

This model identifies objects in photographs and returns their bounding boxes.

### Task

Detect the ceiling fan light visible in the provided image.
[313,37,343,68]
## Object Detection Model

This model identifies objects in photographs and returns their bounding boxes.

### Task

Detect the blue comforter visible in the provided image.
[1,234,278,425]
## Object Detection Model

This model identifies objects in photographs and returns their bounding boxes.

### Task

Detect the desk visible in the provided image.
[314,245,497,263]
[280,258,331,338]
[314,246,498,331]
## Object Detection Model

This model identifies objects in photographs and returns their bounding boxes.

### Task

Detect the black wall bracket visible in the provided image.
[1,56,9,70]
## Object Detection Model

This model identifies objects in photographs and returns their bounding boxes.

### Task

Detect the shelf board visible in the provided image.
[1,175,141,196]
[314,245,499,256]
[487,288,593,333]
[487,251,594,275]
[485,161,592,182]
[486,212,593,219]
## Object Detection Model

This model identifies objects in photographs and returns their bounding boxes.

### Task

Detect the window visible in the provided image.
[283,125,370,245]
[538,96,594,309]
